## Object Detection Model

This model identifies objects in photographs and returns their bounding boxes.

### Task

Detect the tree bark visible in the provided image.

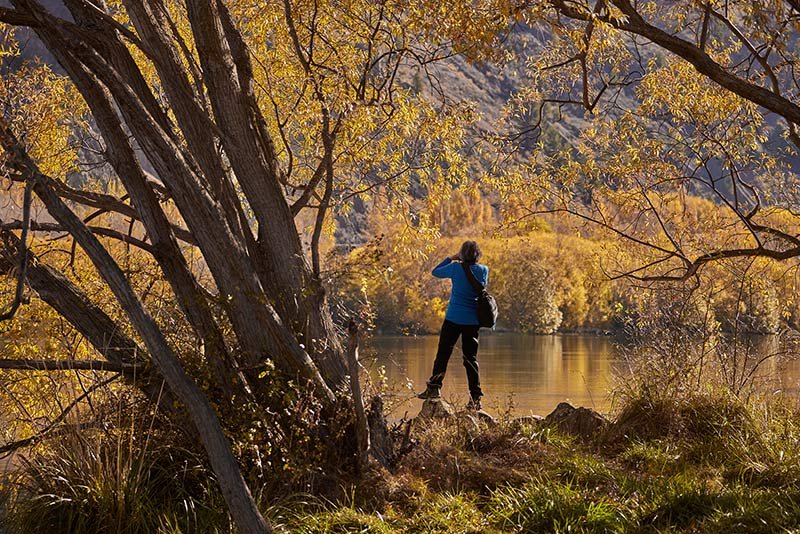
[14,0,334,398]
[188,0,348,388]
[0,0,377,526]
[40,17,237,397]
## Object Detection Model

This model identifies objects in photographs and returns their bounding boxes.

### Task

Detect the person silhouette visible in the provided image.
[417,240,488,410]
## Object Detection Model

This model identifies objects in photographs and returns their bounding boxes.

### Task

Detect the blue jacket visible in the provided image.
[432,257,490,326]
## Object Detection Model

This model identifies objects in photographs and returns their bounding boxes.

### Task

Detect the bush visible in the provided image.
[490,253,563,333]
[612,391,753,443]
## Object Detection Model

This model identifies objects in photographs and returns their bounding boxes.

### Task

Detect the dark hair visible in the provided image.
[459,240,482,264]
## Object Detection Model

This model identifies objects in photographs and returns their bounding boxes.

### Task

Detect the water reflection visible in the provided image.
[364,333,628,417]
[364,333,800,418]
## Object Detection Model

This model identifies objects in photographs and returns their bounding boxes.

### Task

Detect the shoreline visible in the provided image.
[368,327,785,338]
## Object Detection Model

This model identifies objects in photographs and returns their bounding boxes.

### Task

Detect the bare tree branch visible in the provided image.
[0,71,274,530]
[0,373,120,457]
[0,7,38,26]
[0,359,138,372]
[548,0,800,126]
[1,219,155,253]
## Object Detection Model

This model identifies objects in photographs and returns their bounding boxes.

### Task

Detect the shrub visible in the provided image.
[491,253,563,333]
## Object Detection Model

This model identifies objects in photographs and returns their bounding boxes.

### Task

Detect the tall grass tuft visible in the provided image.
[403,491,486,533]
[3,425,229,533]
[0,471,13,530]
[266,493,395,533]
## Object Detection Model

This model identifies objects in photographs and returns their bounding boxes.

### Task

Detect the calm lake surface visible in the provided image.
[364,333,800,417]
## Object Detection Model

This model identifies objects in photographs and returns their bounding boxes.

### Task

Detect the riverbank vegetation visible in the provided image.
[5,368,800,532]
[267,391,800,533]
[4,291,800,532]
[333,194,800,336]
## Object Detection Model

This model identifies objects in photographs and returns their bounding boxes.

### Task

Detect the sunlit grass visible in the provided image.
[487,479,631,533]
[261,391,800,533]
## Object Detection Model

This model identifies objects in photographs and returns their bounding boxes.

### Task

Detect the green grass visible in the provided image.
[488,479,631,533]
[636,478,800,533]
[283,507,395,534]
[244,393,800,533]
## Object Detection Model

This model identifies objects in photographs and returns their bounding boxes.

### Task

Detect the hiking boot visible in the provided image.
[467,397,482,411]
[417,384,441,400]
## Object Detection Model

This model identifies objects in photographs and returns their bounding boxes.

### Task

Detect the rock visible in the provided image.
[543,402,608,438]
[417,398,455,420]
[457,409,495,429]
[458,412,481,432]
[457,410,497,432]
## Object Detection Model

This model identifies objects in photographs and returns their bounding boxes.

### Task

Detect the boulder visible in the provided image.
[543,402,608,438]
[458,412,481,432]
[417,398,455,420]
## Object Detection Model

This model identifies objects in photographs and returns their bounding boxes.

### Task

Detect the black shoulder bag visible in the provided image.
[461,262,498,328]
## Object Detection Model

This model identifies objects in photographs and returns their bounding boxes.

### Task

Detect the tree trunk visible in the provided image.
[346,321,370,473]
[0,123,272,534]
[0,227,172,409]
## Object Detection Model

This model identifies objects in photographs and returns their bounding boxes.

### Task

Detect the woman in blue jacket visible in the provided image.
[418,240,489,410]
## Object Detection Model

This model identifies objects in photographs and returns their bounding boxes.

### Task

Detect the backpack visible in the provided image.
[461,262,498,329]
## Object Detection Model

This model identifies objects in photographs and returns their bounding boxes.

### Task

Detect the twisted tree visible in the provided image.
[0,0,468,531]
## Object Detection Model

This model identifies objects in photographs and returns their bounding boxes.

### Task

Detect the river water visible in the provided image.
[364,333,800,417]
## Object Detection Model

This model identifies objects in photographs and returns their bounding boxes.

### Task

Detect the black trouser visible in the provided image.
[427,319,482,400]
